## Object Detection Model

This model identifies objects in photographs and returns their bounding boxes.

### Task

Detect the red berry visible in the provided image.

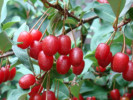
[58,35,71,55]
[38,51,53,71]
[0,70,4,84]
[110,89,120,100]
[97,0,109,3]
[95,43,110,61]
[72,60,85,75]
[19,74,36,89]
[120,97,130,100]
[98,52,112,67]
[17,31,32,49]
[30,29,42,42]
[29,84,43,96]
[69,48,83,66]
[126,48,131,55]
[30,41,42,60]
[8,67,16,80]
[73,94,84,100]
[96,66,106,72]
[42,35,59,56]
[29,94,42,100]
[122,61,133,81]
[111,52,129,73]
[123,93,132,99]
[1,67,10,82]
[42,90,55,100]
[56,55,71,74]
[86,96,96,100]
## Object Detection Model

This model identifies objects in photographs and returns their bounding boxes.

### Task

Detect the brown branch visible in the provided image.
[117,19,131,28]
[0,51,14,58]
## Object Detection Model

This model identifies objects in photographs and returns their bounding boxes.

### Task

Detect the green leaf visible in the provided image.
[2,16,20,30]
[124,23,133,40]
[128,8,133,20]
[7,88,29,100]
[65,17,78,25]
[83,71,96,80]
[70,80,84,98]
[0,0,4,16]
[0,0,9,23]
[94,4,115,23]
[81,25,88,35]
[108,0,126,17]
[0,31,12,52]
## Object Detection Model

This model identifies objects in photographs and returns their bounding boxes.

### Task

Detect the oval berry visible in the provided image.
[56,55,71,74]
[30,29,42,42]
[19,74,36,89]
[0,70,4,84]
[95,43,110,61]
[126,48,131,55]
[42,90,55,100]
[122,61,133,81]
[98,52,112,68]
[69,48,83,66]
[42,35,59,56]
[111,52,129,73]
[123,93,132,99]
[1,67,10,82]
[86,96,96,100]
[8,67,16,80]
[120,97,130,100]
[110,89,120,100]
[38,51,53,71]
[72,60,85,75]
[97,0,109,3]
[58,35,71,55]
[30,41,42,60]
[29,94,42,100]
[29,84,43,96]
[73,94,84,100]
[17,31,32,49]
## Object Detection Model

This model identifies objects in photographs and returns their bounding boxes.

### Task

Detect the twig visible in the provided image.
[0,51,14,58]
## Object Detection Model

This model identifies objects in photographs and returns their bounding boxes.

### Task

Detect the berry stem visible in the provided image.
[68,23,77,47]
[121,31,126,53]
[39,26,48,42]
[106,31,116,45]
[113,80,115,89]
[57,80,59,99]
[54,79,57,93]
[131,40,133,62]
[29,8,50,33]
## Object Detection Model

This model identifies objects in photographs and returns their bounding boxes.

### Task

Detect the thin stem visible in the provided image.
[37,15,48,30]
[105,31,116,45]
[39,26,48,42]
[113,80,115,89]
[54,80,57,93]
[68,23,77,47]
[122,31,126,53]
[131,40,133,62]
[29,8,50,33]
[109,32,116,46]
[57,80,59,99]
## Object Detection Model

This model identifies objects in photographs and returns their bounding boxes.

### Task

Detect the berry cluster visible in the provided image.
[73,94,96,100]
[110,89,133,100]
[95,43,133,81]
[17,29,85,75]
[0,65,16,84]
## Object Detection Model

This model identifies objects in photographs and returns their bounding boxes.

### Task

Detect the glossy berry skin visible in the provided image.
[56,55,71,74]
[72,60,85,75]
[126,48,131,55]
[1,67,10,82]
[120,97,130,100]
[42,90,55,100]
[42,35,59,56]
[30,41,42,60]
[29,84,43,96]
[111,52,129,73]
[69,48,83,66]
[96,66,106,72]
[97,0,109,3]
[0,70,4,84]
[8,67,16,80]
[123,93,132,99]
[29,94,42,100]
[110,89,120,100]
[73,94,84,100]
[95,43,110,61]
[19,74,36,89]
[98,52,112,68]
[38,51,53,71]
[30,29,42,42]
[122,61,133,81]
[58,35,71,55]
[17,31,32,49]
[86,96,96,100]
